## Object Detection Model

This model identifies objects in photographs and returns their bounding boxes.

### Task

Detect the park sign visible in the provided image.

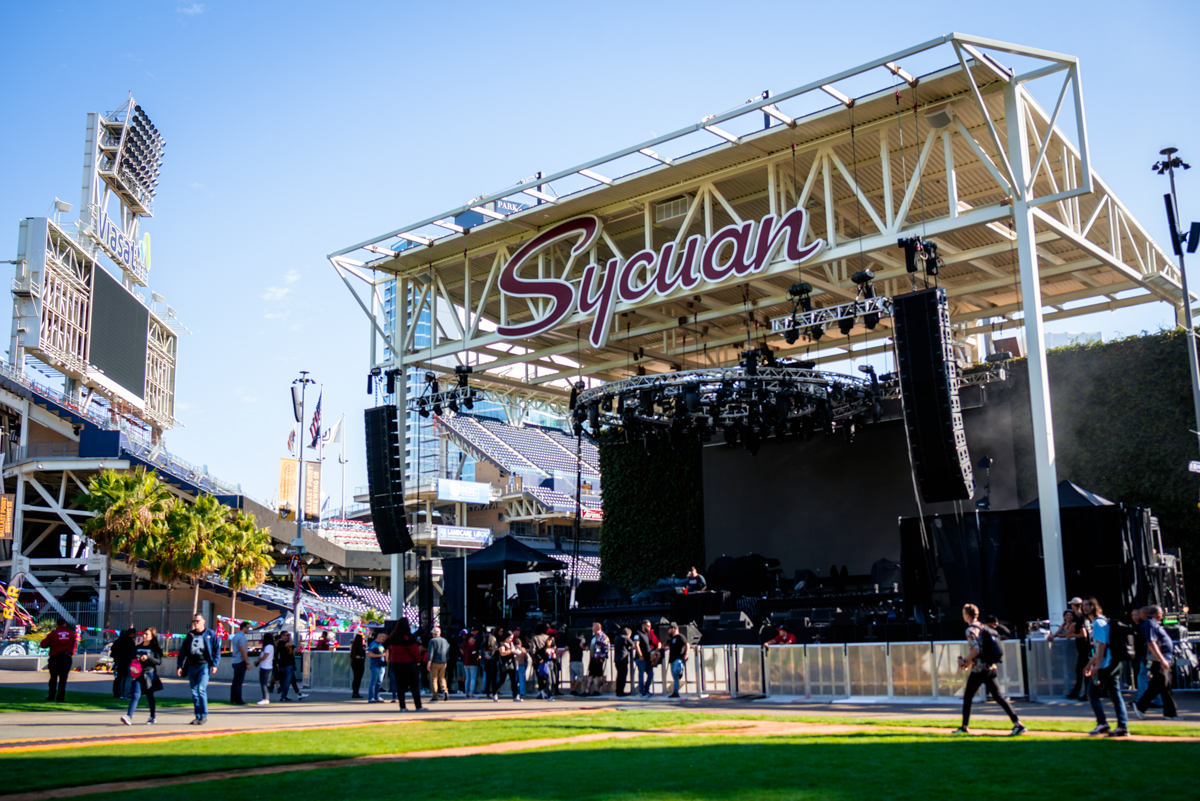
[495,203,825,349]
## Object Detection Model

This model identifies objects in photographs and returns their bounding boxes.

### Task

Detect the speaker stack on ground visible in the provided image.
[363,405,413,554]
[892,288,975,503]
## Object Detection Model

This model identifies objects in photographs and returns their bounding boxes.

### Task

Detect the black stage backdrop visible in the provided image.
[701,392,1019,581]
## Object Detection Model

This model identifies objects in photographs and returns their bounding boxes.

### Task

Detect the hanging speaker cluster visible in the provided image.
[892,288,974,503]
[363,405,413,554]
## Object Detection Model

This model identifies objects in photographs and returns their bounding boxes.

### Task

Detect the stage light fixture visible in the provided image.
[986,351,1012,363]
[588,404,599,431]
[455,364,472,388]
[899,237,921,273]
[851,269,875,285]
[683,382,701,413]
[788,282,813,298]
[424,371,436,382]
[448,396,460,413]
[463,390,475,411]
[784,317,800,345]
[432,399,443,416]
[797,360,817,370]
[417,398,429,418]
[921,241,941,276]
[838,315,855,336]
[386,369,397,395]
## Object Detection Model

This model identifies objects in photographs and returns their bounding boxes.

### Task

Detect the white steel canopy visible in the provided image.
[331,32,1186,620]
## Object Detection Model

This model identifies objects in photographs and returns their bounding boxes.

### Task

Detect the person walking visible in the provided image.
[176,613,221,725]
[664,623,689,699]
[497,630,522,702]
[110,628,136,699]
[1134,605,1179,720]
[41,617,77,703]
[275,632,306,701]
[426,627,450,702]
[350,632,367,699]
[121,629,163,725]
[585,622,609,696]
[1083,596,1129,737]
[478,627,499,701]
[514,633,530,700]
[255,632,275,705]
[531,624,556,701]
[567,633,585,696]
[633,619,660,698]
[230,621,252,705]
[386,619,423,711]
[953,604,1026,736]
[613,627,634,697]
[461,631,479,699]
[365,630,387,703]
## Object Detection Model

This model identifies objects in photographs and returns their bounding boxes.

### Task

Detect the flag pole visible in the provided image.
[339,413,347,519]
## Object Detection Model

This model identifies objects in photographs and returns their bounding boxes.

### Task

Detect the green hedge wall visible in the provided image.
[597,434,705,592]
[1009,329,1199,581]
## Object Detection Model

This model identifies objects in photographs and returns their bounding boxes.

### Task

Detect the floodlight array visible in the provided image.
[118,105,166,205]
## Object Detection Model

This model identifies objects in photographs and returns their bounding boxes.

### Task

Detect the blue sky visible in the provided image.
[2,1,1197,506]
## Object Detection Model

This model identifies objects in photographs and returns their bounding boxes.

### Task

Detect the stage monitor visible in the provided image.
[89,266,149,401]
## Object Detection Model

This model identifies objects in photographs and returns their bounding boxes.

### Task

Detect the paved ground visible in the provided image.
[1,667,1194,745]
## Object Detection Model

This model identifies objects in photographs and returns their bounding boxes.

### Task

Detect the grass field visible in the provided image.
[3,710,1198,799]
[76,729,1200,801]
[0,686,206,714]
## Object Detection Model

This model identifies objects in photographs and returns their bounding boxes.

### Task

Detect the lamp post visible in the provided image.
[1154,148,1200,456]
[290,371,316,651]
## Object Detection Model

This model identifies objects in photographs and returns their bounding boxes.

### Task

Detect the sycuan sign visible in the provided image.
[496,203,826,348]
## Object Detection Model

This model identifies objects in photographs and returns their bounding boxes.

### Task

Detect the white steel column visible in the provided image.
[391,277,408,621]
[1005,79,1067,618]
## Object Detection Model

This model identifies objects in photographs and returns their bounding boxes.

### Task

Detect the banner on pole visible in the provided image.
[0,494,14,538]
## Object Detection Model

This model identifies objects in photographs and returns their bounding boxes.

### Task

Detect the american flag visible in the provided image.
[308,391,322,448]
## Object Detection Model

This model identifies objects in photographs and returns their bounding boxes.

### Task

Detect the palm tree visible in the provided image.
[174,494,236,616]
[219,511,275,621]
[78,467,173,630]
[147,499,197,631]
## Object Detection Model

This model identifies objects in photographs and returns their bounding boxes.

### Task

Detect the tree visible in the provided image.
[147,499,198,632]
[170,494,235,616]
[78,467,173,630]
[219,511,275,621]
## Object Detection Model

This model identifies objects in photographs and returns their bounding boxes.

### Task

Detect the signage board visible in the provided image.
[0,494,13,538]
[279,458,322,521]
[436,478,493,504]
[1189,460,1200,474]
[494,203,824,348]
[436,525,491,550]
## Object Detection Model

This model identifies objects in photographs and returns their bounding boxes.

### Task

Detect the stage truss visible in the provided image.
[331,32,1187,616]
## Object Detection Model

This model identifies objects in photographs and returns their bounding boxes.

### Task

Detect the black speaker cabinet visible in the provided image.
[892,288,974,502]
[364,405,413,554]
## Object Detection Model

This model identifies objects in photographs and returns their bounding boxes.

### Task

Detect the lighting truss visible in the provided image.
[769,296,894,335]
[573,348,883,450]
[98,100,165,215]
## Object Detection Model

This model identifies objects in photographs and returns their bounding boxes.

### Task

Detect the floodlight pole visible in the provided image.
[291,371,315,650]
[1157,150,1200,457]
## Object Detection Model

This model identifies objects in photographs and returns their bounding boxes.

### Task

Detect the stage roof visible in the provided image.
[331,32,1185,412]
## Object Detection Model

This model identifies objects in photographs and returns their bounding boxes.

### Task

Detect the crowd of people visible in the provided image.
[954,595,1182,737]
[35,594,1187,734]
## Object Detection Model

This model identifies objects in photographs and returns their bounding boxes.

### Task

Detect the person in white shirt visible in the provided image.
[254,632,276,705]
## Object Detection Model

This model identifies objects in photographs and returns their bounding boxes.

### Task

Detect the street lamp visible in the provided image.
[290,370,316,649]
[1154,148,1200,456]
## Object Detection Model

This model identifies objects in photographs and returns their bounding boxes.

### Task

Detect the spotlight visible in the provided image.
[860,282,879,329]
[857,364,876,375]
[784,317,800,345]
[424,371,436,383]
[432,400,443,416]
[838,314,855,336]
[851,269,875,285]
[788,282,813,298]
[418,398,429,419]
[455,364,472,388]
[448,396,460,413]
[921,241,941,276]
[464,391,475,410]
[809,323,824,342]
[601,397,613,412]
[986,351,1012,363]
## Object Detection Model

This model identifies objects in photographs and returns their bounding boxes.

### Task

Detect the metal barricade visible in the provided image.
[765,644,805,697]
[806,644,849,699]
[696,645,730,695]
[890,642,934,697]
[1025,637,1077,701]
[304,650,353,690]
[846,643,889,698]
[732,645,764,696]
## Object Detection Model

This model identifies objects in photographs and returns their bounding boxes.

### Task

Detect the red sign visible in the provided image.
[496,204,825,349]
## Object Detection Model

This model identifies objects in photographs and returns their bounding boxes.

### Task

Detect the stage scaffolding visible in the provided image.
[331,33,1187,622]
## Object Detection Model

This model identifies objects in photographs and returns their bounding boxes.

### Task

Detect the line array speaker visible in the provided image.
[892,288,975,503]
[364,405,413,554]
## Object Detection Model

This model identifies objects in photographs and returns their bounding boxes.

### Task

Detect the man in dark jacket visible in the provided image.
[41,617,77,702]
[176,613,221,725]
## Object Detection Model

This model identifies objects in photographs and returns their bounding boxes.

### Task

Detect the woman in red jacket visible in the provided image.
[387,619,423,712]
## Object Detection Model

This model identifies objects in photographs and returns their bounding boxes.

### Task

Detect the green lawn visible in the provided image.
[0,686,208,714]
[3,709,1198,797]
[80,730,1200,801]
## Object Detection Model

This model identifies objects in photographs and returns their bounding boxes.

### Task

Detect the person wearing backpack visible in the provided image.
[953,604,1026,736]
[1082,596,1129,736]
